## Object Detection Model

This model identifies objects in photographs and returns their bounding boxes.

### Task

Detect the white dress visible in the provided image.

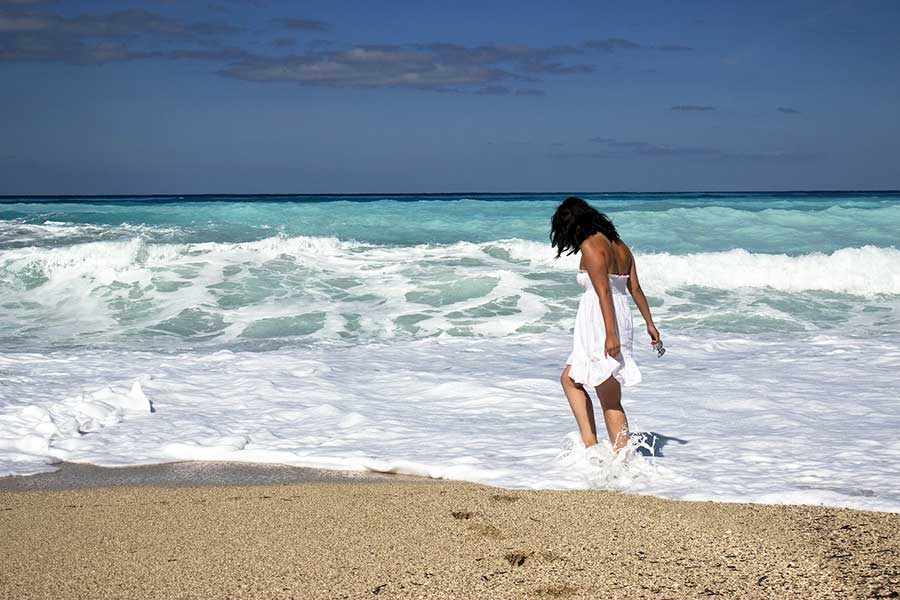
[565,270,642,387]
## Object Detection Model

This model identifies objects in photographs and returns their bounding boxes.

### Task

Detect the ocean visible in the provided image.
[1,192,898,511]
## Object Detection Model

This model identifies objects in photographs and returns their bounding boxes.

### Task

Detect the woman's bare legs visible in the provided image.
[560,365,599,447]
[595,375,629,450]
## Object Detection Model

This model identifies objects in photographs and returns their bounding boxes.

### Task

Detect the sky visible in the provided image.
[1,0,899,194]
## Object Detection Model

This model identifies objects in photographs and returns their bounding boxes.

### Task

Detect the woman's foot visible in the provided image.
[584,443,608,467]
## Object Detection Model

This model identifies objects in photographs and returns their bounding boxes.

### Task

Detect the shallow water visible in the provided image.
[1,192,898,511]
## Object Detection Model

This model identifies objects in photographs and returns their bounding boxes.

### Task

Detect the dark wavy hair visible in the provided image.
[550,196,621,258]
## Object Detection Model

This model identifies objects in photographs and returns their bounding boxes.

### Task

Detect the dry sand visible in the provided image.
[1,477,898,599]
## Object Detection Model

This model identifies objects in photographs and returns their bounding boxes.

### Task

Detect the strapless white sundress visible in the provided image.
[565,270,642,387]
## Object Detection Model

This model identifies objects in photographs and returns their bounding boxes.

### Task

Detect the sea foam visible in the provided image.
[1,332,898,512]
[2,236,898,352]
[0,375,152,477]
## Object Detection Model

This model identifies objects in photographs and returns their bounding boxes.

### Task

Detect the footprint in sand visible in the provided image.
[449,510,503,538]
[469,523,503,538]
[489,493,521,503]
[504,551,529,567]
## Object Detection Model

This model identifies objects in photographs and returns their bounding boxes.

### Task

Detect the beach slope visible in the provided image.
[2,479,898,599]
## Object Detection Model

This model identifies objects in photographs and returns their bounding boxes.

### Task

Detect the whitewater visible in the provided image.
[1,192,898,512]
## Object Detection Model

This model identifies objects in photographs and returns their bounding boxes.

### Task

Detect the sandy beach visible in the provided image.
[3,1,900,597]
[2,469,897,600]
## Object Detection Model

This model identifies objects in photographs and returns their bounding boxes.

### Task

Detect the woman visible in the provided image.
[551,197,661,452]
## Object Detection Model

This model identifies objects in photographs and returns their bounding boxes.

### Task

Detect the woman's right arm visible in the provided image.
[626,249,661,343]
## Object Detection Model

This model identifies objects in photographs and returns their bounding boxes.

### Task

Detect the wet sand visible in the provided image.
[1,472,898,599]
[0,461,404,492]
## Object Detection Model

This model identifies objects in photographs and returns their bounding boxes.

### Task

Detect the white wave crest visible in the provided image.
[0,235,352,281]
[4,234,898,295]
[1,236,898,350]
[498,239,900,295]
[639,246,900,295]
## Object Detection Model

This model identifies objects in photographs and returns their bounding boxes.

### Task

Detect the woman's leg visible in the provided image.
[560,365,599,447]
[595,376,629,450]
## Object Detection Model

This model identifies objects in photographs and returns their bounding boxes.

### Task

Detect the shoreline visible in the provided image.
[4,461,900,514]
[0,461,412,492]
[2,475,898,598]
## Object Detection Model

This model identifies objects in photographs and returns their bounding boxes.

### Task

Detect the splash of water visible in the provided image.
[556,431,662,489]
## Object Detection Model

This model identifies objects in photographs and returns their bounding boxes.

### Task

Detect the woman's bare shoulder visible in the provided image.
[581,235,618,273]
[582,232,613,253]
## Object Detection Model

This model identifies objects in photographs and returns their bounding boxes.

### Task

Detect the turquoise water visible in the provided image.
[1,191,898,351]
[2,192,899,252]
[2,192,900,510]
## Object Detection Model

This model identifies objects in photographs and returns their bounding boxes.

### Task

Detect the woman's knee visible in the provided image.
[598,396,623,412]
[560,367,580,388]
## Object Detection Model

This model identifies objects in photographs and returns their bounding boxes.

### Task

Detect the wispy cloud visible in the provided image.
[777,106,800,114]
[475,85,511,95]
[0,9,235,36]
[221,45,505,89]
[474,85,546,96]
[585,39,693,52]
[607,140,719,157]
[657,43,693,51]
[425,42,591,75]
[584,38,640,51]
[559,137,822,162]
[0,8,236,63]
[670,104,715,112]
[0,7,694,94]
[219,43,591,91]
[278,17,330,32]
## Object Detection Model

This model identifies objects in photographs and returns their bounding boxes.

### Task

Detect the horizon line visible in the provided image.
[2,189,899,201]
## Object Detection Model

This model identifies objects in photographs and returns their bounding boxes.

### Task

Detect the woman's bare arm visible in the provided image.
[581,238,621,357]
[625,247,661,343]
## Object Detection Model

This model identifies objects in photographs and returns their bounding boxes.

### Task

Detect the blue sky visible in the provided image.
[2,0,899,194]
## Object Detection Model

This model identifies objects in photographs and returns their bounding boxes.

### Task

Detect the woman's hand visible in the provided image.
[647,324,660,344]
[604,335,621,358]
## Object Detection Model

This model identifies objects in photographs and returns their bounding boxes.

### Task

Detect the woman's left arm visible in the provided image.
[626,248,660,343]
